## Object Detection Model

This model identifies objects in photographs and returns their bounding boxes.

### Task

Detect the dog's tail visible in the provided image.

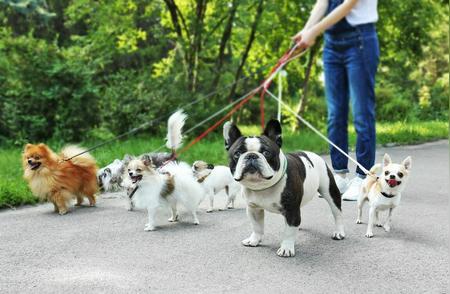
[166,110,187,152]
[61,145,97,168]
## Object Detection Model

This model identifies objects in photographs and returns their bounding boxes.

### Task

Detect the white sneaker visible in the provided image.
[342,177,364,201]
[334,175,349,195]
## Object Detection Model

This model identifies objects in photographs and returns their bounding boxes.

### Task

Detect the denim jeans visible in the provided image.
[323,24,379,177]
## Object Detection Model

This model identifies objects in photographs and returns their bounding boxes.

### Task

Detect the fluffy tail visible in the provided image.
[61,145,97,168]
[166,110,187,151]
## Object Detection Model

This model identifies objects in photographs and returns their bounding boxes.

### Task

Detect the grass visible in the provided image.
[0,120,447,208]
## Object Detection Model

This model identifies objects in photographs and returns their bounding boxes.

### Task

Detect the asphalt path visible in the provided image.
[1,140,448,293]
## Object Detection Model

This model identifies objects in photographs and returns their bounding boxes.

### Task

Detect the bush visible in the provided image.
[0,29,100,145]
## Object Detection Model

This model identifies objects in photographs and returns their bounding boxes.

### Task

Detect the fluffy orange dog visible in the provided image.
[22,143,98,215]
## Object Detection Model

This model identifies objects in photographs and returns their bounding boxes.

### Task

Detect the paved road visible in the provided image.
[1,141,448,293]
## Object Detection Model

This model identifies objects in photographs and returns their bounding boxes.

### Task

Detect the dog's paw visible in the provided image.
[74,203,82,207]
[242,234,262,247]
[227,206,234,209]
[376,223,383,227]
[144,224,155,231]
[58,210,68,215]
[193,221,199,225]
[277,241,295,257]
[365,232,374,238]
[383,224,391,232]
[332,232,345,240]
[206,209,213,213]
[356,219,362,224]
[168,215,179,222]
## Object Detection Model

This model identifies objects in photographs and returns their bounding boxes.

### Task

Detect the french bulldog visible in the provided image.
[223,119,345,257]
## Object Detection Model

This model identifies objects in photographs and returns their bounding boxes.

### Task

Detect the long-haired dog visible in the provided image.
[127,157,204,231]
[357,153,412,238]
[22,144,98,215]
[119,110,188,211]
[192,161,241,212]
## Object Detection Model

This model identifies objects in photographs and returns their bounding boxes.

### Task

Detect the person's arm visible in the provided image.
[293,0,359,50]
[294,0,329,38]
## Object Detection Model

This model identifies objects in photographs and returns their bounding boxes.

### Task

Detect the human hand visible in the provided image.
[292,28,318,50]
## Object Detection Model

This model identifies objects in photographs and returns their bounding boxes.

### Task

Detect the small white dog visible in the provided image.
[102,110,188,210]
[192,161,241,212]
[128,157,204,231]
[357,153,412,238]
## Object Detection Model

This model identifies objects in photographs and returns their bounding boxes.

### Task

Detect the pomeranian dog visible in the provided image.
[22,144,98,215]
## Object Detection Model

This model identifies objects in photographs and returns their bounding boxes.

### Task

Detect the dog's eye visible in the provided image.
[397,172,403,178]
[384,171,389,176]
[136,169,142,172]
[262,150,271,157]
[34,156,40,160]
[233,152,241,159]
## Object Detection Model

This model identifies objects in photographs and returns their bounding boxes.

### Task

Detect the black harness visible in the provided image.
[381,192,396,198]
[128,186,139,199]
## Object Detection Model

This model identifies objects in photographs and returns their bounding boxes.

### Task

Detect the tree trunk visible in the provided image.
[227,0,264,102]
[163,0,183,39]
[187,0,208,92]
[209,0,238,92]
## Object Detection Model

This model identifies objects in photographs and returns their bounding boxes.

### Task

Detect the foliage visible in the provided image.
[0,0,448,145]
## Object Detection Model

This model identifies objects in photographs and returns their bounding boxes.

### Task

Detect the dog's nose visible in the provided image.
[129,172,133,177]
[28,159,33,164]
[389,175,396,179]
[245,153,259,160]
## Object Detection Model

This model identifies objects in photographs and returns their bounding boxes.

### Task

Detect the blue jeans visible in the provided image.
[323,24,379,177]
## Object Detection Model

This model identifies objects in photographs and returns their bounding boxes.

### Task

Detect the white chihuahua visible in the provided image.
[357,153,412,238]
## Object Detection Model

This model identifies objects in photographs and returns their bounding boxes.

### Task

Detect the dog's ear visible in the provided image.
[263,119,282,148]
[123,154,133,163]
[402,156,412,170]
[383,153,392,166]
[141,154,153,166]
[24,144,33,151]
[207,163,215,170]
[37,143,50,154]
[223,121,242,151]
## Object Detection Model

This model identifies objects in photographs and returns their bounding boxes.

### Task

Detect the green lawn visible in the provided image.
[0,120,447,208]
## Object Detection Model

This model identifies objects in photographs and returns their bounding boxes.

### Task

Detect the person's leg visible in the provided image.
[323,38,350,191]
[342,29,379,201]
[347,30,379,178]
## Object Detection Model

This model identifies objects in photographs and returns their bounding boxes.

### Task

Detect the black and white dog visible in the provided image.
[223,119,345,257]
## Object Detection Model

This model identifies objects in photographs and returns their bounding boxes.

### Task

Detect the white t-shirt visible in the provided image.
[346,0,378,25]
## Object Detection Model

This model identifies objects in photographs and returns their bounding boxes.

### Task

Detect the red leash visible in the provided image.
[259,43,302,129]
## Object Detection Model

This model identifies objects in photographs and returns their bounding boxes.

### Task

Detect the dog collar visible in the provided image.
[246,152,288,192]
[381,192,396,198]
